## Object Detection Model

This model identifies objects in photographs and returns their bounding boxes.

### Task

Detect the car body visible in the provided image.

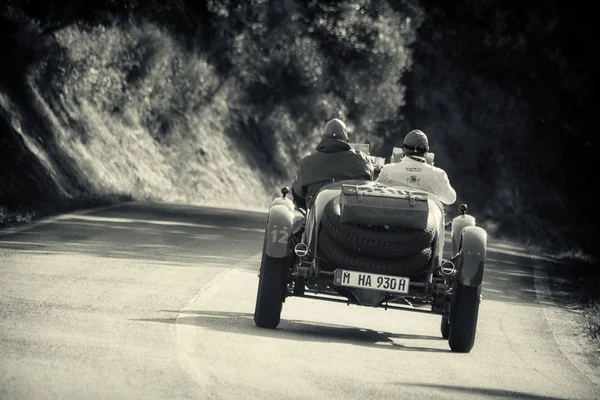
[253,153,487,353]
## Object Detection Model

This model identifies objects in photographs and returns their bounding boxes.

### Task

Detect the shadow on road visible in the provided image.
[0,202,266,267]
[134,310,451,353]
[447,240,574,311]
[398,382,570,400]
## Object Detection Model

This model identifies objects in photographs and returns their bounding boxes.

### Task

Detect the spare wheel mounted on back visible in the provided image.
[321,196,436,258]
[317,229,433,278]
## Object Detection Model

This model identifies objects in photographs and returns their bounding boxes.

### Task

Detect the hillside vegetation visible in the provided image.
[1,0,597,261]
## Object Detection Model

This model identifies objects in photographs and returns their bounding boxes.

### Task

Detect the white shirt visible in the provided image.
[376,156,457,205]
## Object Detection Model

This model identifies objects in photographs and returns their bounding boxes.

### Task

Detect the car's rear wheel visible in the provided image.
[448,279,481,353]
[440,316,450,339]
[254,249,290,329]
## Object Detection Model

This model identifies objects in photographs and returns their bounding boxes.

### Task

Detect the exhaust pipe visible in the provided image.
[440,260,456,276]
[294,243,309,257]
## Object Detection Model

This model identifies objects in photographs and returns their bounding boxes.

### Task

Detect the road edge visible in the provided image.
[531,254,600,387]
[0,200,140,236]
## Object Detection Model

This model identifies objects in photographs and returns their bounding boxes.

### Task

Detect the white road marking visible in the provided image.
[174,252,262,391]
[0,201,139,236]
[52,215,264,232]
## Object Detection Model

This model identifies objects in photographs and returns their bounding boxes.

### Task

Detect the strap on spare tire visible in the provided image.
[321,196,436,258]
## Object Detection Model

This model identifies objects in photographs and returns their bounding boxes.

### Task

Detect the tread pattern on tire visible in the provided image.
[448,281,481,353]
[321,196,436,258]
[254,252,288,329]
[317,229,432,278]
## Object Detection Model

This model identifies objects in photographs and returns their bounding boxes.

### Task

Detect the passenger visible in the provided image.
[376,129,457,205]
[291,118,373,210]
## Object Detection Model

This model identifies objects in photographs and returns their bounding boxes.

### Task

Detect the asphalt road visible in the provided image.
[1,202,599,400]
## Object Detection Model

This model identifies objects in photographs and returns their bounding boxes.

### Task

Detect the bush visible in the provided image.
[2,0,597,261]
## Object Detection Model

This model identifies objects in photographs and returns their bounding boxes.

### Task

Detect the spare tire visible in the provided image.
[321,196,436,258]
[317,230,432,278]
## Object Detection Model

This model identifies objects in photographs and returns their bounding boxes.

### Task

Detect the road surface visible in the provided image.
[1,202,599,399]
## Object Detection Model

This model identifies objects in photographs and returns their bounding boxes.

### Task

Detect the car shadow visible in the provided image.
[397,382,570,400]
[134,310,451,353]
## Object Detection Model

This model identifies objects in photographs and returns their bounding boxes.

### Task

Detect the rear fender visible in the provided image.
[304,187,343,254]
[451,214,476,256]
[302,179,371,256]
[265,201,295,258]
[456,226,487,287]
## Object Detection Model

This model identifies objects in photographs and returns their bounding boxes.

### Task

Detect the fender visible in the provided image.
[304,187,344,256]
[304,179,370,254]
[265,199,295,258]
[456,226,487,287]
[451,214,476,256]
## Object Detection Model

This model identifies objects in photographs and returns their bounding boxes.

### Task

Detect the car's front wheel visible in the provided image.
[254,249,290,329]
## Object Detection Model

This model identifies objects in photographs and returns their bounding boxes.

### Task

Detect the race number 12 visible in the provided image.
[270,225,289,243]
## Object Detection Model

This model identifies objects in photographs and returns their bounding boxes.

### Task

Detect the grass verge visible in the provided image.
[548,249,600,342]
[0,193,133,230]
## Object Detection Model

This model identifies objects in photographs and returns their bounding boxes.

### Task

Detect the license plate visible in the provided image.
[333,269,410,294]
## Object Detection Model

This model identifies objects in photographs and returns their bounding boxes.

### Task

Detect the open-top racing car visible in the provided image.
[253,153,487,354]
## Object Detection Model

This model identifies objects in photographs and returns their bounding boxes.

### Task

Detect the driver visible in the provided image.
[291,118,373,210]
[376,129,457,205]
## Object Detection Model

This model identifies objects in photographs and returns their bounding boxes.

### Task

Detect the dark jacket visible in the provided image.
[291,139,373,209]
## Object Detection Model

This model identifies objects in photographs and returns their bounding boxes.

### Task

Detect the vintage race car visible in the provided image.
[253,157,487,354]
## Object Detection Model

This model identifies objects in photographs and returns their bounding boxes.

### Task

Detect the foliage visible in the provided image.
[0,0,598,257]
[552,250,600,338]
[0,0,416,210]
[202,0,417,175]
[403,0,598,254]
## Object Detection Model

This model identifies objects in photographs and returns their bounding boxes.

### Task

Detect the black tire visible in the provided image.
[254,250,290,329]
[321,196,436,258]
[440,316,450,339]
[318,229,432,278]
[448,280,481,353]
